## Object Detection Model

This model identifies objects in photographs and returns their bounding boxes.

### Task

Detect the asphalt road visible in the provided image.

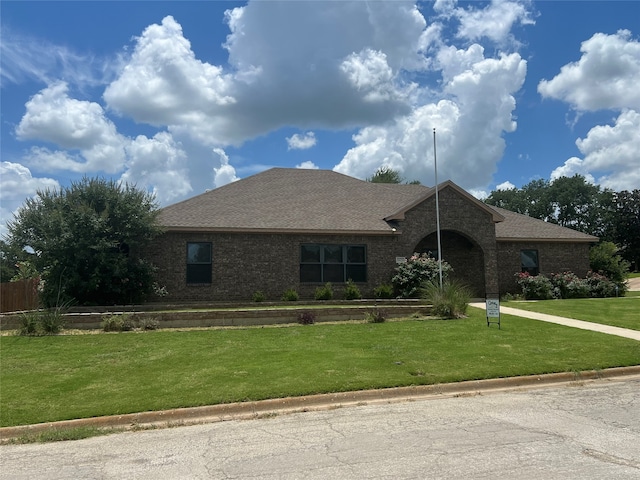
[1,376,639,479]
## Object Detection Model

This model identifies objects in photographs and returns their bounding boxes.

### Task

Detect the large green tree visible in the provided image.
[5,178,161,306]
[367,167,420,184]
[485,176,639,271]
[611,190,640,271]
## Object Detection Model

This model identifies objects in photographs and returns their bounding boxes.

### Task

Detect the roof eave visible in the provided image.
[496,236,599,243]
[162,226,400,236]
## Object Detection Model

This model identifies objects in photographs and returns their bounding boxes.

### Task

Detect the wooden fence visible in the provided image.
[0,279,40,313]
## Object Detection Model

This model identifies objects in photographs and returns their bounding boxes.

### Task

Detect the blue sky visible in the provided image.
[2,1,639,236]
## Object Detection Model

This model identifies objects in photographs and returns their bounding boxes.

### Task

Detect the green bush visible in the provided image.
[392,253,452,298]
[364,308,386,323]
[252,291,266,302]
[314,282,333,301]
[18,309,66,336]
[19,313,40,336]
[343,279,362,300]
[550,272,590,299]
[101,313,135,332]
[373,283,394,299]
[515,272,554,300]
[422,280,471,319]
[138,317,160,331]
[281,288,299,301]
[586,271,625,297]
[590,241,630,285]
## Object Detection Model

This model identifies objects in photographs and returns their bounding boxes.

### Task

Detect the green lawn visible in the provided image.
[504,296,640,331]
[2,307,638,428]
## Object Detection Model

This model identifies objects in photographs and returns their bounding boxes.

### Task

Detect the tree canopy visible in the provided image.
[5,177,162,306]
[484,175,639,271]
[367,167,420,184]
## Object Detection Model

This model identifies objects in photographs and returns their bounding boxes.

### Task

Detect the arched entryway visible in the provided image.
[414,230,485,296]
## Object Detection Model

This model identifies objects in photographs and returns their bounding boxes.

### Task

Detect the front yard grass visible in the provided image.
[2,307,638,428]
[503,296,640,331]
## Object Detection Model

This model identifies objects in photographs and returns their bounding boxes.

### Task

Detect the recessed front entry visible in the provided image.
[414,230,485,296]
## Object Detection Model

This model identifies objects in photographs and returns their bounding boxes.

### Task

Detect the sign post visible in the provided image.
[486,296,500,329]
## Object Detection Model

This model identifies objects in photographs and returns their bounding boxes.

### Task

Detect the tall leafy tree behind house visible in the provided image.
[367,167,420,184]
[611,189,640,271]
[484,175,638,271]
[5,178,162,306]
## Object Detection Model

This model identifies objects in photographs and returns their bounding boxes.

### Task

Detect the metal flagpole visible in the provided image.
[433,128,443,290]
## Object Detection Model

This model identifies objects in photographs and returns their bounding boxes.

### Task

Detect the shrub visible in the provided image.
[365,308,386,323]
[343,279,362,300]
[19,312,41,336]
[281,288,299,301]
[515,272,554,300]
[101,313,135,332]
[252,291,266,302]
[18,309,66,336]
[586,271,624,298]
[297,311,316,325]
[314,282,333,301]
[550,272,590,299]
[39,309,65,334]
[590,241,630,284]
[373,283,394,299]
[138,317,160,330]
[392,253,452,298]
[422,280,471,319]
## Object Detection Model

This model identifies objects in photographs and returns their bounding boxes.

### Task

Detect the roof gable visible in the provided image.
[384,180,504,223]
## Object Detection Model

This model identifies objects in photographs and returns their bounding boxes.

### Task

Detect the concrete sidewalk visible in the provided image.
[470,302,640,341]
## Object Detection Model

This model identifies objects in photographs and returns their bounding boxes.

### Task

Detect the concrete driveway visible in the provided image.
[1,375,639,479]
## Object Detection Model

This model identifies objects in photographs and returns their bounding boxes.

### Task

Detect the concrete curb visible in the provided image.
[3,365,639,442]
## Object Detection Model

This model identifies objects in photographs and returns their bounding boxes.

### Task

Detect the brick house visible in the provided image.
[149,168,597,301]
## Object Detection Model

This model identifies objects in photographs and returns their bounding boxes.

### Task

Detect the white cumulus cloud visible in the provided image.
[121,132,192,203]
[538,30,640,111]
[0,162,60,238]
[16,82,126,173]
[287,132,317,151]
[550,109,640,191]
[295,161,319,170]
[212,148,239,188]
[334,46,527,191]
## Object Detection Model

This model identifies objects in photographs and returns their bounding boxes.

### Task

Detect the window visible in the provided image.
[300,244,366,283]
[187,242,212,284]
[520,249,539,276]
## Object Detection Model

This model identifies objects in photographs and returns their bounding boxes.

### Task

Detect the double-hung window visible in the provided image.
[520,249,539,276]
[187,242,212,284]
[300,244,367,283]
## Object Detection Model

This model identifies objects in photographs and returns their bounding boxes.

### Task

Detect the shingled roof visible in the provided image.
[158,167,598,242]
[492,206,598,243]
[159,168,430,234]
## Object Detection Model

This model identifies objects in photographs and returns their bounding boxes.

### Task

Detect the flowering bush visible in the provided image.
[392,253,452,298]
[516,270,625,300]
[550,272,590,299]
[585,271,625,298]
[515,272,554,300]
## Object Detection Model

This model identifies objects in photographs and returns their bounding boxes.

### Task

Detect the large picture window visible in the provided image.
[187,242,212,284]
[300,244,367,283]
[520,249,539,276]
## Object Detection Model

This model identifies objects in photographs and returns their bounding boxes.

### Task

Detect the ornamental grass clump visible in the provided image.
[422,280,471,319]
